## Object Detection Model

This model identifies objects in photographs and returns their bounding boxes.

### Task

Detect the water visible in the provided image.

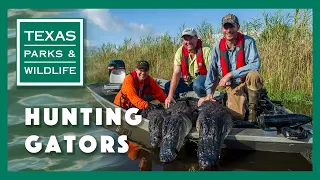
[7,78,132,171]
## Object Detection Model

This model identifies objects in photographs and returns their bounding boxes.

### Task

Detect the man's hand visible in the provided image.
[164,96,176,109]
[219,72,233,88]
[197,94,215,107]
[197,97,206,107]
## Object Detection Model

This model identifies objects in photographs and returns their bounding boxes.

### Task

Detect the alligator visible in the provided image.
[197,101,233,170]
[159,100,194,163]
[143,107,167,148]
[142,98,233,167]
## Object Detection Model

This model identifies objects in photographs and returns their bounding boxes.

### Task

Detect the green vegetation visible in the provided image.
[85,9,312,104]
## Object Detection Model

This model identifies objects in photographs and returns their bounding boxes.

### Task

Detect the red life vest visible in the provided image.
[181,39,207,82]
[219,32,246,82]
[120,71,150,108]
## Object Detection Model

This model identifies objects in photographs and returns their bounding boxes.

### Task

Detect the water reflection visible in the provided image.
[125,141,312,171]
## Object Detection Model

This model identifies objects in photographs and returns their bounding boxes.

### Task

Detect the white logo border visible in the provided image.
[16,18,84,86]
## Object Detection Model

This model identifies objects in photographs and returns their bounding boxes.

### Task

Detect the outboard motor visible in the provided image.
[104,60,126,91]
[108,60,126,84]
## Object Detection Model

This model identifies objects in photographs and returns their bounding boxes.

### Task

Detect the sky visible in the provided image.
[7,9,297,63]
[73,9,296,46]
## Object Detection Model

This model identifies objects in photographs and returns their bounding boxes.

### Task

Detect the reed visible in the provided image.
[85,9,312,103]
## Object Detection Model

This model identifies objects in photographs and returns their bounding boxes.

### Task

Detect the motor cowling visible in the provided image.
[108,60,125,75]
[107,60,126,84]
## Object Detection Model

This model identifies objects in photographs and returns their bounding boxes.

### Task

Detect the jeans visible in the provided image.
[164,75,207,99]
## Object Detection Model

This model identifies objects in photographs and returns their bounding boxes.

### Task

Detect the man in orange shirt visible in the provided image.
[114,60,167,111]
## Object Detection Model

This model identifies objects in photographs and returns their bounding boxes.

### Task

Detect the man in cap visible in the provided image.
[198,14,263,122]
[164,28,212,108]
[114,60,167,112]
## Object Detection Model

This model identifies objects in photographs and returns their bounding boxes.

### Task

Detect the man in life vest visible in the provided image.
[164,28,212,108]
[114,60,167,112]
[198,14,263,122]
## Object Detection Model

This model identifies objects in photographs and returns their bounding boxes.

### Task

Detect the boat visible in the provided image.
[85,60,313,161]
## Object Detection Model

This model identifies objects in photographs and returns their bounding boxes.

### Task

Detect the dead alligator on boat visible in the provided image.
[141,98,198,162]
[197,101,233,170]
[142,107,167,148]
[141,98,198,148]
[142,98,234,167]
[159,99,197,163]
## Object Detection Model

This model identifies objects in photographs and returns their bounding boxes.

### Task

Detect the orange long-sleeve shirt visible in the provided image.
[114,74,167,110]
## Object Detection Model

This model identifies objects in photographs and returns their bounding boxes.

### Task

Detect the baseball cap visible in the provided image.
[181,28,198,38]
[136,60,150,71]
[222,13,239,26]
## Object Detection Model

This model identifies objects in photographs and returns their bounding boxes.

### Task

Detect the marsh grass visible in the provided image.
[85,9,312,103]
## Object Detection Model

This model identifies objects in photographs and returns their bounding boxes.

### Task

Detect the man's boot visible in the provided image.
[247,89,260,122]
